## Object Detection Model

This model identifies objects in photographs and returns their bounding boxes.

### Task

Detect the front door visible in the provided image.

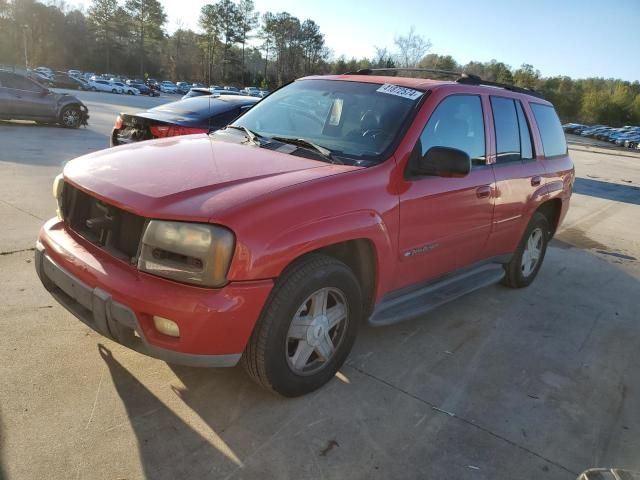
[2,72,56,120]
[395,93,495,291]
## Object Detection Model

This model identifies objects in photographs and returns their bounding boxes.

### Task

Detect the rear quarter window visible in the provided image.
[530,103,567,158]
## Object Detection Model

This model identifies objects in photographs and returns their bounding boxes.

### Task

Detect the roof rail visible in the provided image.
[349,67,463,78]
[346,67,545,99]
[456,74,545,99]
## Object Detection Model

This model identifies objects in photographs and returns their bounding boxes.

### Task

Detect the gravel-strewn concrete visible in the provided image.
[1,90,639,479]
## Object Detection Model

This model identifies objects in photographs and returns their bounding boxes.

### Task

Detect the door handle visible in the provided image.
[476,185,491,199]
[531,176,542,187]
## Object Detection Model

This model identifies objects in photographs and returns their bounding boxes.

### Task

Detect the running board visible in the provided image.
[369,264,505,326]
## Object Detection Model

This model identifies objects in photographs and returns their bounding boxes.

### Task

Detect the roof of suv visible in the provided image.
[303,74,551,104]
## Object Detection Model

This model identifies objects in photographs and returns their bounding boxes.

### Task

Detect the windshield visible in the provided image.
[232,79,424,163]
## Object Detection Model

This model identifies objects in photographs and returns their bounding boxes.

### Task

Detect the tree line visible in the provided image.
[1,0,639,126]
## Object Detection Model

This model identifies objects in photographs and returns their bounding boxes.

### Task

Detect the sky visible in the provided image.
[70,0,640,81]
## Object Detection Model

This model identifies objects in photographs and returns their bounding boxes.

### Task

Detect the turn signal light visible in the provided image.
[149,125,208,138]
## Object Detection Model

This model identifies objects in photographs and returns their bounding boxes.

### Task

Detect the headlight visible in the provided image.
[137,220,235,288]
[52,173,64,219]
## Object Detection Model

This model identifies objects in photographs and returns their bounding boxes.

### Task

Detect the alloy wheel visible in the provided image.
[521,227,543,276]
[285,287,349,375]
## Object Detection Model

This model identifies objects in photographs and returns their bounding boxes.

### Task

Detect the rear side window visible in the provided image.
[515,101,533,160]
[530,103,567,157]
[418,94,486,164]
[491,97,520,163]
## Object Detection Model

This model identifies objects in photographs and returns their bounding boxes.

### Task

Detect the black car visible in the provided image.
[0,70,89,128]
[126,80,158,96]
[50,72,86,90]
[182,88,242,100]
[111,94,259,145]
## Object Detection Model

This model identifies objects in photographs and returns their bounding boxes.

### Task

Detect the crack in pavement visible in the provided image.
[0,198,46,221]
[345,363,578,477]
[0,247,36,256]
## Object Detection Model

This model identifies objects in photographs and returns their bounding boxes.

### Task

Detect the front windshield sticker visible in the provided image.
[328,98,344,126]
[376,83,422,100]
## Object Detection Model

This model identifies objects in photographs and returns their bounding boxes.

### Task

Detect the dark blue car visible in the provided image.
[111,94,259,145]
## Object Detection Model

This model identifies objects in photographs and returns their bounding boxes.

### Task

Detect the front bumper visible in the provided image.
[36,218,273,367]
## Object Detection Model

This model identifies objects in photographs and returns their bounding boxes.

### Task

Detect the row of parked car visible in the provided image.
[32,67,161,96]
[563,123,640,150]
[34,67,272,100]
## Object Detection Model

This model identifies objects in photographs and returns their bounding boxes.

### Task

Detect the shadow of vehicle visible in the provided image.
[0,120,108,167]
[574,177,640,206]
[97,344,247,479]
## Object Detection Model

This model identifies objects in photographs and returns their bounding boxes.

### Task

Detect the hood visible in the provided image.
[63,134,359,222]
[53,91,85,106]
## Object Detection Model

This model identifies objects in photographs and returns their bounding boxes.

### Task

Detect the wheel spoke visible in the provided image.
[326,303,346,329]
[291,341,314,370]
[310,289,328,318]
[315,333,335,361]
[288,314,313,340]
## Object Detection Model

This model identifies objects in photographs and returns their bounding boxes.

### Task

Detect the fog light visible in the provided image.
[153,316,180,337]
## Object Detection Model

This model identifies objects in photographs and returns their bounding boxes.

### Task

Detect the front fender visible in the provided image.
[227,209,395,298]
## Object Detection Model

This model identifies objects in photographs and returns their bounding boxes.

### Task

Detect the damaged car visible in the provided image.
[0,70,89,128]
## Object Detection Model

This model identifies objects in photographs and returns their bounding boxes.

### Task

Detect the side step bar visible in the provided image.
[369,264,505,326]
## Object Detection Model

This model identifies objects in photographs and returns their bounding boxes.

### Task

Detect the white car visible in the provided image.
[89,79,123,93]
[159,81,177,93]
[68,70,82,77]
[110,81,139,95]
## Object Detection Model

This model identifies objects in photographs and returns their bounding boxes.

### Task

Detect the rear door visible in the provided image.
[395,93,496,290]
[486,96,548,256]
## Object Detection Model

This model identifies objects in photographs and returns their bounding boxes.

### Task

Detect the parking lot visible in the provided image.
[1,90,639,479]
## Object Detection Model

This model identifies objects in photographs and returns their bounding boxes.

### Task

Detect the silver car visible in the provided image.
[0,70,89,128]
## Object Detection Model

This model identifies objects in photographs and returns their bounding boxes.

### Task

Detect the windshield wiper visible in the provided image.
[224,125,265,146]
[271,136,342,164]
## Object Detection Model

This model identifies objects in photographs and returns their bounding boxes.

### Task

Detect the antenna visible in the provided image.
[208,88,212,133]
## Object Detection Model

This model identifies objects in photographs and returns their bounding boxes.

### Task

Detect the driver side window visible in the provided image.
[418,95,486,165]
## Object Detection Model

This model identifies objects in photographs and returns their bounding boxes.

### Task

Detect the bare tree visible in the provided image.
[394,26,431,68]
[238,0,258,84]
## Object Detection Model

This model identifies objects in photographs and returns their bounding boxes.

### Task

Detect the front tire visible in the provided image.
[503,212,550,288]
[59,105,82,129]
[242,254,362,397]
[111,88,117,94]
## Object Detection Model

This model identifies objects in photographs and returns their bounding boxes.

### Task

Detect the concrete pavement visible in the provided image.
[0,92,639,479]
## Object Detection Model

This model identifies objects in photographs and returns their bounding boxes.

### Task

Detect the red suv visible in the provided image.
[36,71,574,396]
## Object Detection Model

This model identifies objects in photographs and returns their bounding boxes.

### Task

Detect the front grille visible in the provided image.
[61,183,147,263]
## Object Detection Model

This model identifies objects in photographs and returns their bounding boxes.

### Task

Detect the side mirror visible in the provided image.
[414,146,471,178]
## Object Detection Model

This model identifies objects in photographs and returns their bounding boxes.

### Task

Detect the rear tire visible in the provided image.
[242,254,362,397]
[111,88,117,94]
[503,212,550,288]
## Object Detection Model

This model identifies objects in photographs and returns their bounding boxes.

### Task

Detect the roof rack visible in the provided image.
[347,67,545,99]
[456,74,545,99]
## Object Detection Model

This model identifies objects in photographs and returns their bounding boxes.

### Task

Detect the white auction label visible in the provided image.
[376,83,423,100]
